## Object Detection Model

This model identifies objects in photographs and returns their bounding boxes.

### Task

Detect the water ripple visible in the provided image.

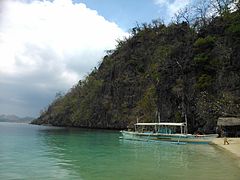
[0,122,239,180]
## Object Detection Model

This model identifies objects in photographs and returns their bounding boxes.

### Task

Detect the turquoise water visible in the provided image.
[0,122,239,180]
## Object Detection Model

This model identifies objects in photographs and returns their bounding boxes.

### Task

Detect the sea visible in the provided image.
[0,122,239,180]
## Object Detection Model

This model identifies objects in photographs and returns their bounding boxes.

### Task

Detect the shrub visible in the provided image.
[194,53,209,63]
[195,74,213,90]
[194,36,216,48]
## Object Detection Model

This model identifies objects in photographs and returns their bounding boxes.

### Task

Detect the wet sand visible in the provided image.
[211,138,240,159]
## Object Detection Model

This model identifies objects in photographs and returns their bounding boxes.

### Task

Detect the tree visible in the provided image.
[210,0,233,16]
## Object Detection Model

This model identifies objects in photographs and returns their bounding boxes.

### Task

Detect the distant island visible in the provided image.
[0,114,33,123]
[32,3,240,133]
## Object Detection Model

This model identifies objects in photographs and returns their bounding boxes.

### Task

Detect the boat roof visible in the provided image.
[135,122,185,126]
[217,117,240,126]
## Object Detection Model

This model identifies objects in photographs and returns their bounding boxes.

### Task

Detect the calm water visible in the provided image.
[0,122,239,180]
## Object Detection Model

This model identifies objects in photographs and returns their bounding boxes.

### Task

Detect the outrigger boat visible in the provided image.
[120,122,218,143]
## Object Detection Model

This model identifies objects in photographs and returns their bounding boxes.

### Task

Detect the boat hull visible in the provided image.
[120,131,218,143]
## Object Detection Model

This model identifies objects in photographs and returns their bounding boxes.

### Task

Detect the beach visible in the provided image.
[212,138,240,168]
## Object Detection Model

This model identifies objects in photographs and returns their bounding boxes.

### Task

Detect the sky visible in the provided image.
[0,0,192,117]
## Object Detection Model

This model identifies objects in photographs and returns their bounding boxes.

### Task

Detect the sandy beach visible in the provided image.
[211,138,240,164]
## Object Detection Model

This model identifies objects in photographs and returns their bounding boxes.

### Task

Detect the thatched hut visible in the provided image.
[217,117,240,137]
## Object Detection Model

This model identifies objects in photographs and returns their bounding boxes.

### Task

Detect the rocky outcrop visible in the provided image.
[32,10,240,133]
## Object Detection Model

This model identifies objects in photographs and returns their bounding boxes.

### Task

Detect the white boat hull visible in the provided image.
[120,131,218,143]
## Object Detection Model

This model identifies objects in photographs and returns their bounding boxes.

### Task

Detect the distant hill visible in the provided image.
[0,114,33,123]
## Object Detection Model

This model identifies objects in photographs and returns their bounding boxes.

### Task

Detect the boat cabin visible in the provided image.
[217,117,240,137]
[134,122,187,134]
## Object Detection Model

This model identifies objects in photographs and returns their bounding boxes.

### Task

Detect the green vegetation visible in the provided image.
[32,2,240,133]
[194,36,216,48]
[195,74,213,90]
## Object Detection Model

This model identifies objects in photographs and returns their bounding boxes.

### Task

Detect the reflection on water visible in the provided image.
[0,123,80,179]
[0,122,239,180]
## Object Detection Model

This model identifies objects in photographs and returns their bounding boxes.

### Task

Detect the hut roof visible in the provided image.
[217,117,240,126]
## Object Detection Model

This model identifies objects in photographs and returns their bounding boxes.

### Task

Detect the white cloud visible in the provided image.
[0,0,127,116]
[154,0,191,18]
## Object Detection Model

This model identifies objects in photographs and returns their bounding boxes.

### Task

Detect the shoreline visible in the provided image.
[211,138,240,167]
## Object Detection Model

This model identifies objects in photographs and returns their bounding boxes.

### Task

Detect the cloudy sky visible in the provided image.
[0,0,192,117]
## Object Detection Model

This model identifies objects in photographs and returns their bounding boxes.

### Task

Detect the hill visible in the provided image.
[0,114,33,123]
[32,6,240,133]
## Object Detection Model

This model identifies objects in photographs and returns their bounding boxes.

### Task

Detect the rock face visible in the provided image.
[32,10,240,133]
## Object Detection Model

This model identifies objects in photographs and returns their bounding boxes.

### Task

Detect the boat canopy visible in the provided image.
[135,122,185,126]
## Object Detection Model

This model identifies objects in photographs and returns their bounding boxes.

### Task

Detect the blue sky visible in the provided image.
[0,0,191,117]
[74,0,163,30]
